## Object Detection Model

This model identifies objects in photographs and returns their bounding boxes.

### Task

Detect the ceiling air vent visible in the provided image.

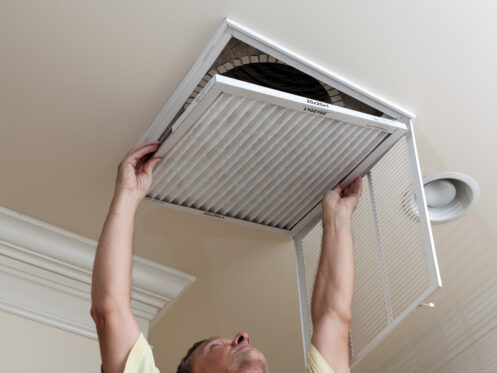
[139,18,441,368]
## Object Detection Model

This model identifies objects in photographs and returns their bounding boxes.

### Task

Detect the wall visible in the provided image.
[0,310,100,373]
[135,205,305,373]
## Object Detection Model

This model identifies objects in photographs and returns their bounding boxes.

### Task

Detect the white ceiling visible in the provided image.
[1,1,496,372]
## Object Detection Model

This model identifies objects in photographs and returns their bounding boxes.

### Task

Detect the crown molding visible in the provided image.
[0,206,195,339]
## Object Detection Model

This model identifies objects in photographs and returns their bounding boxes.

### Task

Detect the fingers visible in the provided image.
[350,176,362,196]
[332,184,343,195]
[135,157,146,174]
[355,176,363,196]
[142,156,162,176]
[122,142,160,166]
[125,141,159,156]
[343,176,362,197]
[324,176,362,204]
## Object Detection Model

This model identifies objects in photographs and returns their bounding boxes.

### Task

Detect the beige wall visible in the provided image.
[0,310,100,372]
[134,205,305,373]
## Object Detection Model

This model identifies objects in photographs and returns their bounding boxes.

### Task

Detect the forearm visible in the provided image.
[91,191,138,311]
[311,213,354,324]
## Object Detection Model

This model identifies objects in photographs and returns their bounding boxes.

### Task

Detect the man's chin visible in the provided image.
[234,347,268,372]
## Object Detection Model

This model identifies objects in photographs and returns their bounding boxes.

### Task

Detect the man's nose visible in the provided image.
[232,331,250,346]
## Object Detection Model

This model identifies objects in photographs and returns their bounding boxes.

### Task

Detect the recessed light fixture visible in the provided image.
[423,172,479,223]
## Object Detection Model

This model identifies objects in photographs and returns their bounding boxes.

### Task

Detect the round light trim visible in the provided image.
[423,172,480,223]
[424,179,457,208]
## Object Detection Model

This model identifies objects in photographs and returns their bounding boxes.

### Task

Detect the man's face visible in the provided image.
[192,332,268,373]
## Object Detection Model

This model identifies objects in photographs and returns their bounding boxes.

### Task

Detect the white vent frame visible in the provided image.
[139,17,441,367]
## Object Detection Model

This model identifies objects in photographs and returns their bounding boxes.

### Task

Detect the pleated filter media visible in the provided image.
[147,75,405,233]
[296,137,440,366]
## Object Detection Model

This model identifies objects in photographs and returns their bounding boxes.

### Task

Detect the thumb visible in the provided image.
[332,184,343,195]
[143,157,162,176]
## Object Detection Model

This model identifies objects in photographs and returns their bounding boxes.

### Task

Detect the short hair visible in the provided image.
[176,339,207,373]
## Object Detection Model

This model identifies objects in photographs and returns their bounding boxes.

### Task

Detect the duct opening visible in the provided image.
[158,38,384,143]
[223,63,332,104]
[201,38,383,114]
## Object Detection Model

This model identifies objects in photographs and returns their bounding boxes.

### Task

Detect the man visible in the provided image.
[91,142,362,373]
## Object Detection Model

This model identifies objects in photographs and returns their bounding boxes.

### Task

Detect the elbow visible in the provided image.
[312,309,352,338]
[90,301,131,338]
[314,309,352,324]
[91,302,110,319]
[338,310,352,327]
[90,298,131,322]
[311,289,353,328]
[90,305,106,334]
[311,304,352,330]
[90,301,120,334]
[90,300,123,321]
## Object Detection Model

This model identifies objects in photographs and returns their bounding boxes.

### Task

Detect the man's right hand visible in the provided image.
[113,141,162,209]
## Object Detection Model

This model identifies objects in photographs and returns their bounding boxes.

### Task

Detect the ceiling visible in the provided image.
[1,1,496,372]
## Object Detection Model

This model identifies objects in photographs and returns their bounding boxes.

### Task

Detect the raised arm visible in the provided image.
[90,142,162,373]
[310,177,362,373]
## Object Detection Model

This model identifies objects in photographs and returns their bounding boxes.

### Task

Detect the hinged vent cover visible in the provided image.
[295,137,441,367]
[147,74,407,235]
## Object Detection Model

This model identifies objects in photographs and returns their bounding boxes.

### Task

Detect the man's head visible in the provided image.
[176,332,268,373]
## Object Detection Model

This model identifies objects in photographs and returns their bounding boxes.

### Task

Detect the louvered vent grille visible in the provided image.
[371,138,431,319]
[350,176,390,354]
[147,76,399,231]
[298,137,438,366]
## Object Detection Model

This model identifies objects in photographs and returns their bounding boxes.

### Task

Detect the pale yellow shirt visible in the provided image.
[306,343,335,373]
[119,332,336,373]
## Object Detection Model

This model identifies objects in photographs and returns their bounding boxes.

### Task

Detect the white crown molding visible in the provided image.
[0,206,195,339]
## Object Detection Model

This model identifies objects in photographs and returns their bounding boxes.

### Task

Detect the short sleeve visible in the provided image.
[306,344,334,373]
[123,332,160,373]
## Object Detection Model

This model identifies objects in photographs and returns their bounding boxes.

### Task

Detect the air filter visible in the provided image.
[139,18,441,368]
[148,74,407,234]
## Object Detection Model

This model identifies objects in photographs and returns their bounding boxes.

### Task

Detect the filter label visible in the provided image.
[306,98,330,108]
[303,98,330,116]
[303,106,327,116]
